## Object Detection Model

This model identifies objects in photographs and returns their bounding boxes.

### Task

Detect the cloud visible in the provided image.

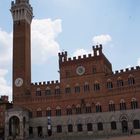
[31,18,62,64]
[0,69,12,101]
[92,34,112,45]
[0,28,12,68]
[73,48,90,57]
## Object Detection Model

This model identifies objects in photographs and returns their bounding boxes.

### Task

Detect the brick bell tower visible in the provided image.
[11,0,33,103]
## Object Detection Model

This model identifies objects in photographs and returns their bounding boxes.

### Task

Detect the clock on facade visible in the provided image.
[15,78,23,87]
[76,66,85,75]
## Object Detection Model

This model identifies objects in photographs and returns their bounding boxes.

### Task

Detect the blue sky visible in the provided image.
[0,0,140,100]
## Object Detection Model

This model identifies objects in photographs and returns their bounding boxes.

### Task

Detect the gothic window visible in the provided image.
[85,104,91,113]
[66,106,72,115]
[36,88,41,96]
[77,124,83,132]
[120,99,126,110]
[76,105,81,114]
[131,98,138,109]
[36,108,42,117]
[87,123,93,131]
[133,120,140,129]
[111,121,117,130]
[56,106,61,116]
[117,77,124,87]
[65,87,71,94]
[107,79,113,89]
[96,103,102,112]
[45,87,51,95]
[92,67,97,74]
[94,82,100,91]
[55,86,60,95]
[57,125,62,133]
[97,122,103,131]
[128,75,135,85]
[68,124,73,132]
[84,82,90,92]
[46,107,51,116]
[75,84,80,93]
[109,101,115,112]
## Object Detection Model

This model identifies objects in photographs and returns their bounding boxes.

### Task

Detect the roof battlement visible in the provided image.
[58,44,103,64]
[31,80,60,86]
[113,66,140,75]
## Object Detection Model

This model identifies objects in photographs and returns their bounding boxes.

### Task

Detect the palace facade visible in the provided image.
[5,0,140,140]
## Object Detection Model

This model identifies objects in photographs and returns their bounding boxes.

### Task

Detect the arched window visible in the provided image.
[57,125,62,133]
[45,87,51,95]
[131,98,138,109]
[66,106,72,115]
[55,86,60,95]
[84,82,90,92]
[65,85,71,94]
[75,84,80,93]
[109,100,115,112]
[96,103,102,112]
[68,124,73,132]
[77,124,83,132]
[120,99,126,110]
[76,104,81,114]
[94,81,100,91]
[97,122,103,131]
[128,75,135,85]
[46,107,51,116]
[36,88,41,96]
[111,121,117,130]
[117,77,124,87]
[133,120,140,129]
[85,103,91,113]
[36,108,42,117]
[107,79,113,89]
[56,106,61,116]
[87,123,93,131]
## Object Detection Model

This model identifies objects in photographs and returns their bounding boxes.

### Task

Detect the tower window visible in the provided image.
[56,109,61,116]
[45,89,51,95]
[84,84,90,92]
[107,81,113,89]
[94,83,100,91]
[36,88,41,96]
[109,101,115,112]
[131,98,138,109]
[65,87,71,94]
[120,99,126,110]
[55,88,60,95]
[96,104,102,112]
[128,76,135,85]
[117,78,124,87]
[75,86,80,93]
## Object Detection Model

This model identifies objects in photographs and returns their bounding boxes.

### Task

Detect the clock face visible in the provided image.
[76,66,85,75]
[15,78,23,87]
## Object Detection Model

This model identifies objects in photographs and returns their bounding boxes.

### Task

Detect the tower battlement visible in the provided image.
[114,66,140,75]
[58,44,104,64]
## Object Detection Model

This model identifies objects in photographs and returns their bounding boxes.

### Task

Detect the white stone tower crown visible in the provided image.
[11,0,33,24]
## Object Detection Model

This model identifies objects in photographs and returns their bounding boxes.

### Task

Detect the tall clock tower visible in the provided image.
[11,0,33,103]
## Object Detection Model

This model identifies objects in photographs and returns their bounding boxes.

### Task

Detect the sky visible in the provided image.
[0,0,140,101]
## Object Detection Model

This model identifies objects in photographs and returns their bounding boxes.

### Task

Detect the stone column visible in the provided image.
[20,121,24,139]
[5,122,9,140]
